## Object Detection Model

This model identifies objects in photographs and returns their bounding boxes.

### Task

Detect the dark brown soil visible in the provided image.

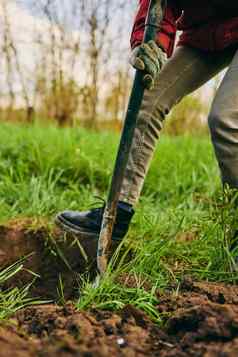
[1,223,238,356]
[1,281,238,357]
[0,220,98,299]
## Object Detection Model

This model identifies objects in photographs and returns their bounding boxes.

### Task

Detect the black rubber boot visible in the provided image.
[55,202,134,242]
[55,202,134,273]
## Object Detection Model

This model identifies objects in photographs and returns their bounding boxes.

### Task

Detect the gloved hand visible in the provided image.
[130,40,167,90]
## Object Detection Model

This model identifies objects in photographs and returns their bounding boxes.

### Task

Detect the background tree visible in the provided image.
[0,0,213,133]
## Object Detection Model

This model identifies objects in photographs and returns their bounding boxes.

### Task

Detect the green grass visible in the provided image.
[0,121,238,322]
[0,260,46,320]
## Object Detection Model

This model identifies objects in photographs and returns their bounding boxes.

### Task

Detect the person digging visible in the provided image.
[56,1,238,262]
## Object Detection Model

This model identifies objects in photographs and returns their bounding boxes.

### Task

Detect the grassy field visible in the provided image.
[0,121,238,322]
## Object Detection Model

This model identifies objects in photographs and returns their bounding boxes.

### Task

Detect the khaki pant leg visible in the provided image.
[120,46,236,205]
[208,47,238,188]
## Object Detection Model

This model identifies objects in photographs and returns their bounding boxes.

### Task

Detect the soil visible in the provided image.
[0,220,98,299]
[1,222,238,356]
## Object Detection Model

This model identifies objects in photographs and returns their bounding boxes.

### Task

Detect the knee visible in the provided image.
[138,100,170,127]
[140,98,170,122]
[149,103,171,135]
[208,111,217,137]
[208,109,226,138]
[153,102,171,120]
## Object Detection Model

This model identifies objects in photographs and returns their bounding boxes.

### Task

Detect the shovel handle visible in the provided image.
[97,0,164,275]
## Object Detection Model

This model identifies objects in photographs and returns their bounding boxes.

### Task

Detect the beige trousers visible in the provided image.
[119,45,238,205]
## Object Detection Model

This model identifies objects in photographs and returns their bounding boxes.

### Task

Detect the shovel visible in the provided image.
[97,0,165,276]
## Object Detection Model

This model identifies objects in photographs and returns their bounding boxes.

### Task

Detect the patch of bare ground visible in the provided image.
[1,280,238,357]
[1,222,238,356]
[0,219,98,299]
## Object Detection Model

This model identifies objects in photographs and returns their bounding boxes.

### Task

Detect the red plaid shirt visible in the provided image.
[131,0,238,57]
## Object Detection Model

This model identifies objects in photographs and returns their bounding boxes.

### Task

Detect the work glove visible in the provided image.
[130,40,167,90]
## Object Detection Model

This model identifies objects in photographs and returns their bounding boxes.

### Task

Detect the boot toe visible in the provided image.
[60,210,79,221]
[56,210,100,233]
[58,210,90,225]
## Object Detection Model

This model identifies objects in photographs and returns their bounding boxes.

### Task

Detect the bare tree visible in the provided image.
[0,0,137,126]
[1,0,32,121]
[77,0,133,126]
